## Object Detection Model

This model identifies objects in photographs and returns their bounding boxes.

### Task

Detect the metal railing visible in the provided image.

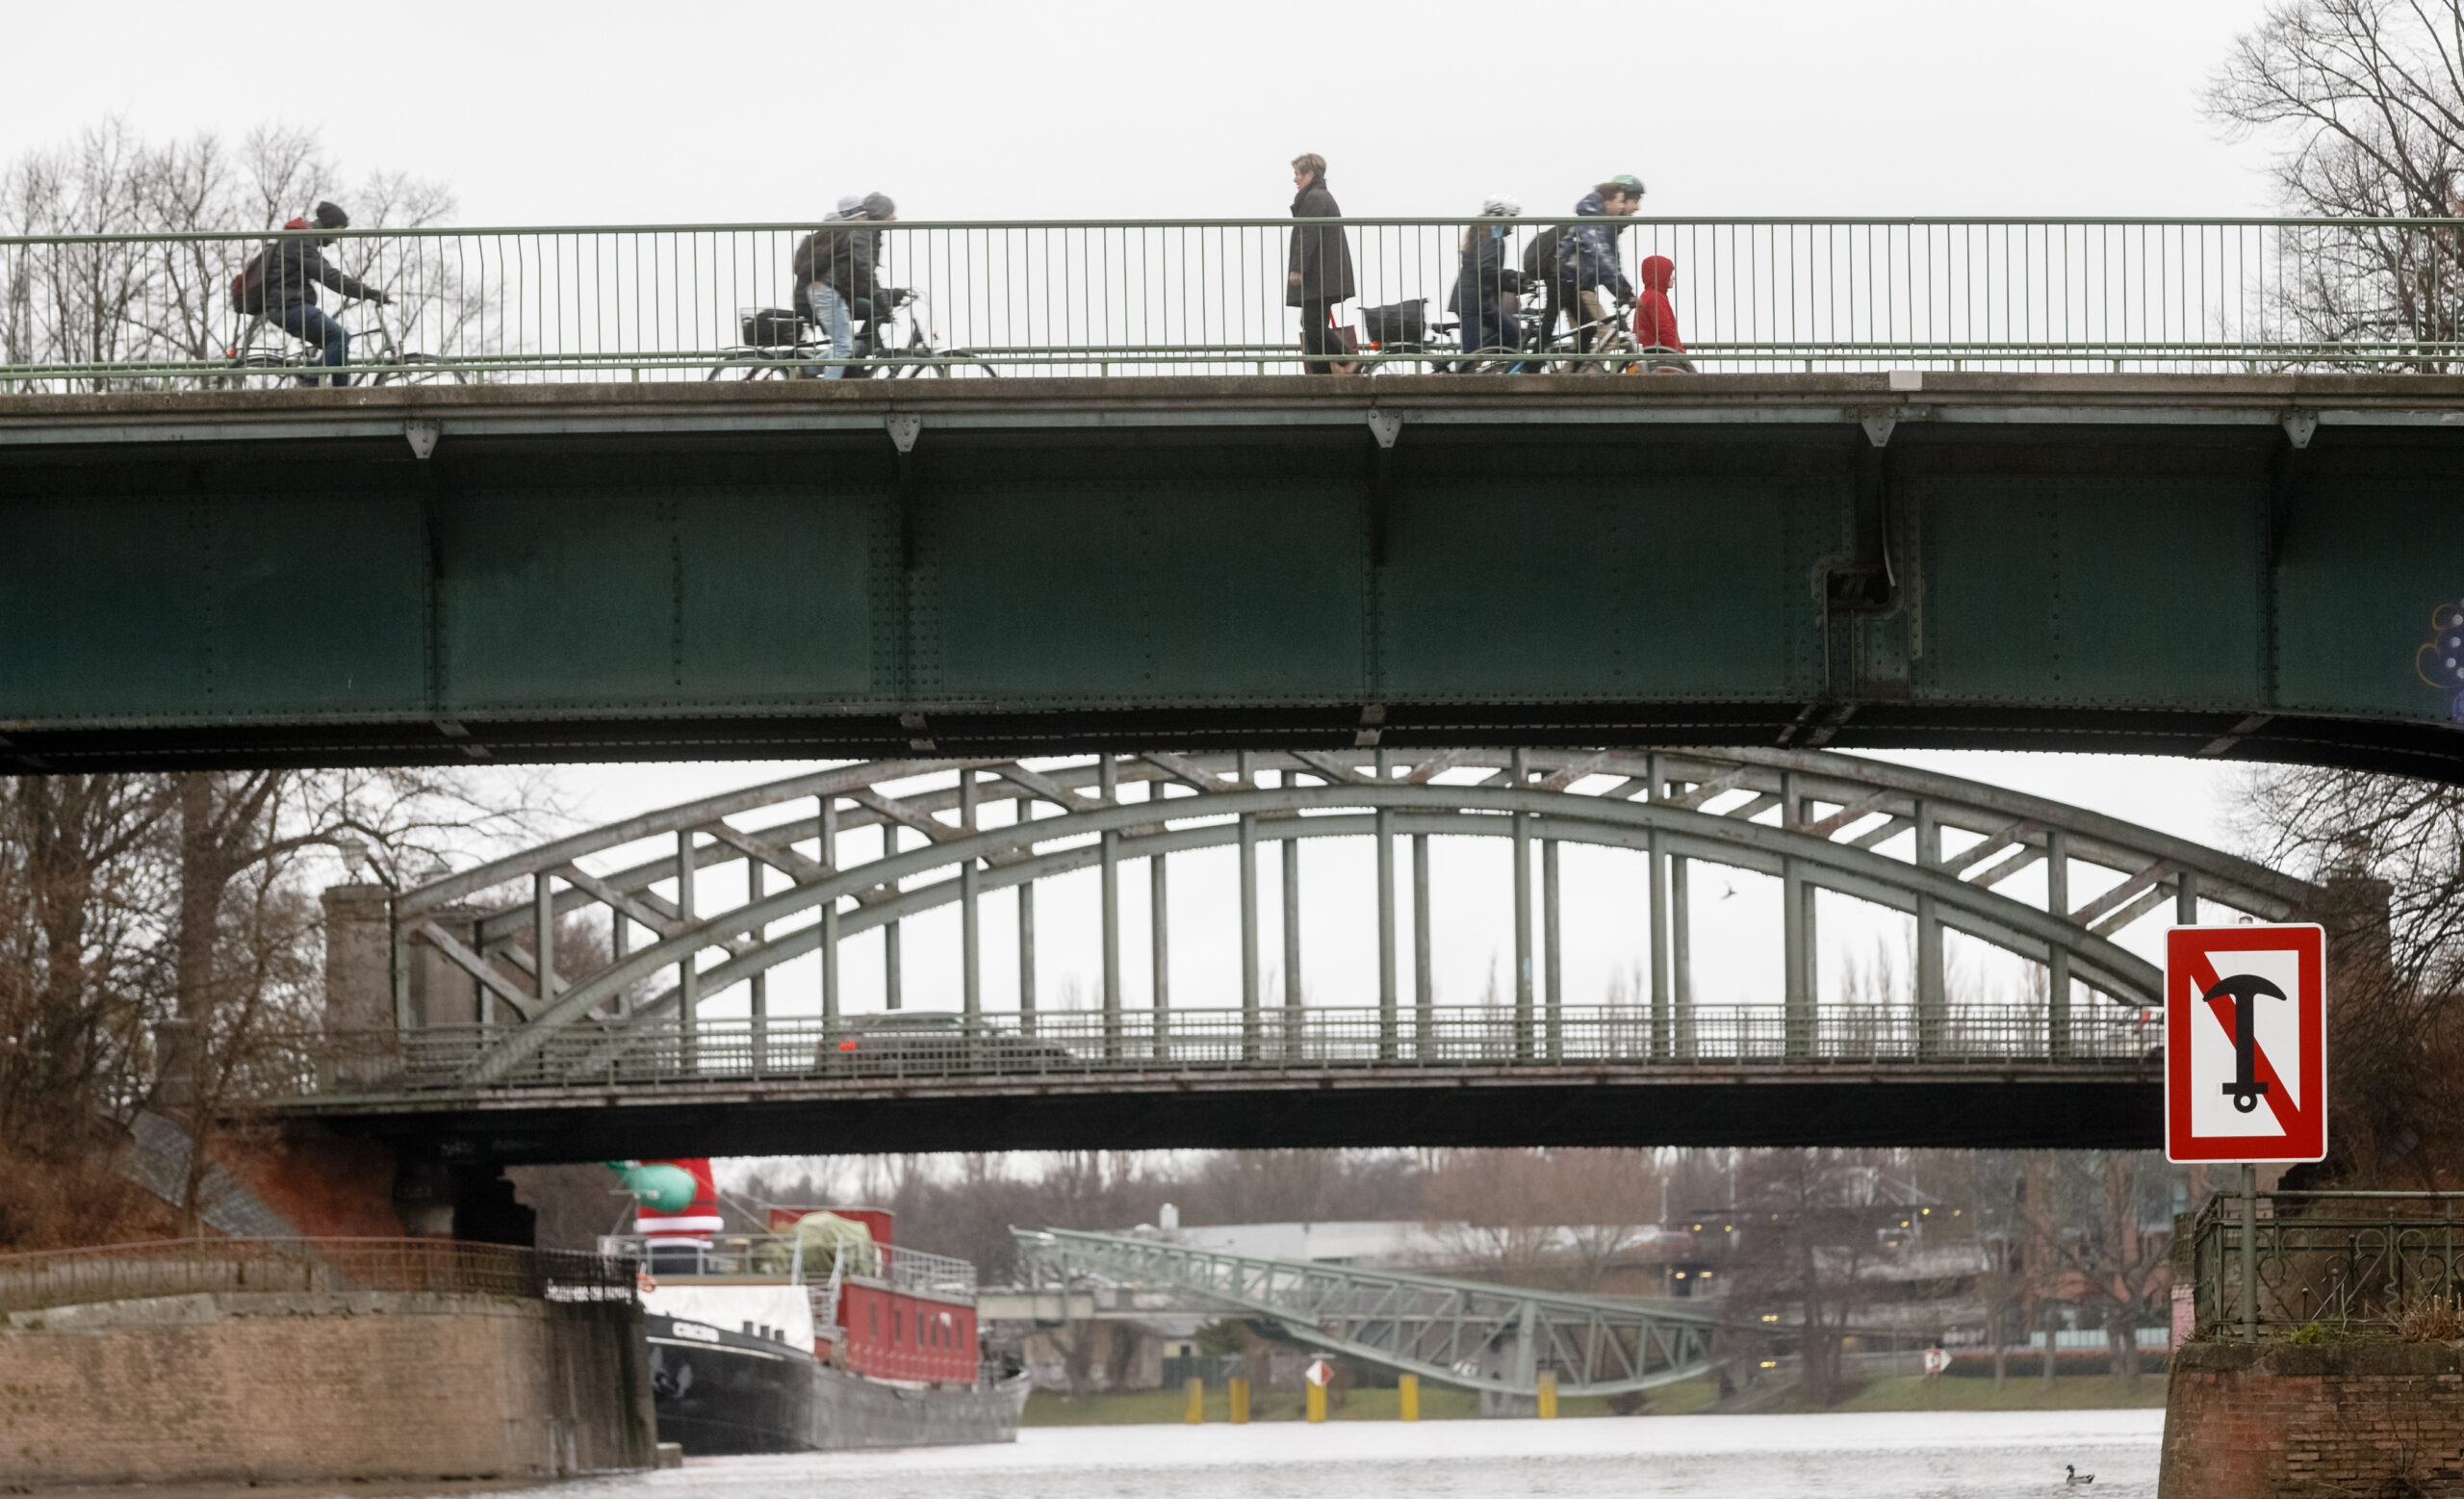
[315,1000,2155,1094]
[10,217,2464,387]
[2190,1191,2464,1339]
[0,1236,636,1314]
[597,1231,976,1298]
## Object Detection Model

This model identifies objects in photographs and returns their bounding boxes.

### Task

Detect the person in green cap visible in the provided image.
[1538,173,1646,364]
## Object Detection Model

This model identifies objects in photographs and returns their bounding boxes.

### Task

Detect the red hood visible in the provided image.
[1640,255,1676,292]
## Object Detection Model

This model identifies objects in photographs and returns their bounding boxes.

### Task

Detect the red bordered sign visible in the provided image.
[2165,924,2327,1164]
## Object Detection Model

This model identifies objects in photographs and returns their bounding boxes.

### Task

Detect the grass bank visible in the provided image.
[1023,1372,2166,1425]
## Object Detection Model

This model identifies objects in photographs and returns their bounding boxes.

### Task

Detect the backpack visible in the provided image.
[229,249,268,313]
[1522,226,1563,284]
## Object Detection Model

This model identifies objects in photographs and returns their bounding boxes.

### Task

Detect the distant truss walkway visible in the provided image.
[1017,1227,1719,1401]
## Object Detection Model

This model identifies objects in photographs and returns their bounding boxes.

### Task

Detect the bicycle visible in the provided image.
[212,297,464,389]
[1357,298,1469,375]
[707,289,998,380]
[1532,303,1696,375]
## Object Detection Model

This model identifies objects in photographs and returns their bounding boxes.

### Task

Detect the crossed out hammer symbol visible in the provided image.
[2203,973,2289,1114]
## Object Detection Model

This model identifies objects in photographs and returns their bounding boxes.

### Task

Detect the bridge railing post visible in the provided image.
[1376,749,1398,1062]
[1648,757,1672,1063]
[2046,828,2071,1060]
[321,883,400,1091]
[1412,832,1433,1061]
[1239,754,1260,1062]
[1512,750,1534,1063]
[1914,798,1945,1061]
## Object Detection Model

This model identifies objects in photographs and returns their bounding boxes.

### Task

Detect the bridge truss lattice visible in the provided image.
[1015,1227,1720,1400]
[337,746,2318,1094]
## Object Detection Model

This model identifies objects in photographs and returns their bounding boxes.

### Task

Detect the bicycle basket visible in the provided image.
[1359,299,1427,349]
[741,308,807,348]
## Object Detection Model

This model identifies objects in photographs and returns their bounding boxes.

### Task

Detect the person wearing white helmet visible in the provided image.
[1457,195,1527,363]
[1537,173,1645,364]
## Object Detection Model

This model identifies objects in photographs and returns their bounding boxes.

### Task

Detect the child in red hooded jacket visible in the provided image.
[1628,254,1695,374]
[1632,254,1685,354]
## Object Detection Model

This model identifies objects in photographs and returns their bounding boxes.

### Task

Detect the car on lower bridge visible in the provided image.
[813,1012,1078,1076]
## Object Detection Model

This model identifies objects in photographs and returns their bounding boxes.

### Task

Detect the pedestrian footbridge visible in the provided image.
[4,218,2462,778]
[1014,1227,1720,1403]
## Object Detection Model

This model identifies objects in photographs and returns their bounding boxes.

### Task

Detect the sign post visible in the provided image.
[2165,923,2327,1341]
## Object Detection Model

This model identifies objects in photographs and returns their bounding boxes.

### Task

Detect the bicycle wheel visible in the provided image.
[706,347,784,381]
[207,353,298,391]
[372,353,468,386]
[919,350,1000,378]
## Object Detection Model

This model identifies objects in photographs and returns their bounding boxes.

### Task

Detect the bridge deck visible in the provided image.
[5,373,2460,777]
[283,1059,2159,1162]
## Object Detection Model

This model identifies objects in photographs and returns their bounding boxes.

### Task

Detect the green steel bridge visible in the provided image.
[0,218,2460,778]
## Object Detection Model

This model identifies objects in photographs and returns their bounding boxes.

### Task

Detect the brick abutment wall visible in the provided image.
[2161,1340,2464,1497]
[0,1289,654,1487]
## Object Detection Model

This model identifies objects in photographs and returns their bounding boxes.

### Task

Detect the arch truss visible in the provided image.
[344,748,2319,1093]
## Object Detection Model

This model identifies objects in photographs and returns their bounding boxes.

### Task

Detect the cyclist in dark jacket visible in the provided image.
[233,200,386,387]
[793,193,896,378]
[1537,176,1644,361]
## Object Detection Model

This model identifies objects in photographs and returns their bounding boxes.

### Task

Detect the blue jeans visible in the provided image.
[805,283,854,378]
[1465,299,1521,360]
[273,302,349,386]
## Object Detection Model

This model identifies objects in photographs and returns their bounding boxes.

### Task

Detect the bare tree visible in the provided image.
[2208,1,2464,363]
[0,117,479,393]
[2232,766,2464,1185]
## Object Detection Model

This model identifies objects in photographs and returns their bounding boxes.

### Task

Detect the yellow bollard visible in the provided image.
[1306,1381,1327,1423]
[1536,1370,1558,1419]
[1185,1376,1205,1424]
[1229,1377,1250,1425]
[1399,1373,1420,1422]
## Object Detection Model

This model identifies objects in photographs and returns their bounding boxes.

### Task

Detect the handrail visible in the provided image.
[13,216,2464,387]
[2190,1191,2464,1338]
[310,1000,2159,1096]
[601,1232,977,1297]
[0,1236,635,1312]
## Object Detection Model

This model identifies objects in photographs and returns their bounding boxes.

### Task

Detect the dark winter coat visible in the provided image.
[234,234,376,314]
[1522,225,1565,287]
[1555,192,1634,300]
[1287,180,1357,307]
[1458,225,1524,313]
[794,219,884,305]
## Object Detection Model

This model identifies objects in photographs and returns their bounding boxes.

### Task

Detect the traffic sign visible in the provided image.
[1304,1357,1332,1388]
[2165,924,2327,1164]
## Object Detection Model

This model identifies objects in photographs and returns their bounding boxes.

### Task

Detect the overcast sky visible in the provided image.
[12,1,2298,1029]
[13,1,2283,224]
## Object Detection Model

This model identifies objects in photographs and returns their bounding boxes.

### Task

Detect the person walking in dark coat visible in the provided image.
[232,200,388,387]
[1287,154,1357,375]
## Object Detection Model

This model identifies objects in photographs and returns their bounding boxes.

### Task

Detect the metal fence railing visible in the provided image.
[0,1237,637,1314]
[2191,1191,2464,1340]
[9,218,2464,388]
[598,1232,976,1298]
[308,1000,2156,1094]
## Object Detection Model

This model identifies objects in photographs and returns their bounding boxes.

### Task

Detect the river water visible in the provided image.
[473,1410,2163,1499]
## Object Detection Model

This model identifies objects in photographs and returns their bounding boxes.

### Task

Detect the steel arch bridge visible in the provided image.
[1014,1228,1721,1402]
[295,746,2317,1159]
